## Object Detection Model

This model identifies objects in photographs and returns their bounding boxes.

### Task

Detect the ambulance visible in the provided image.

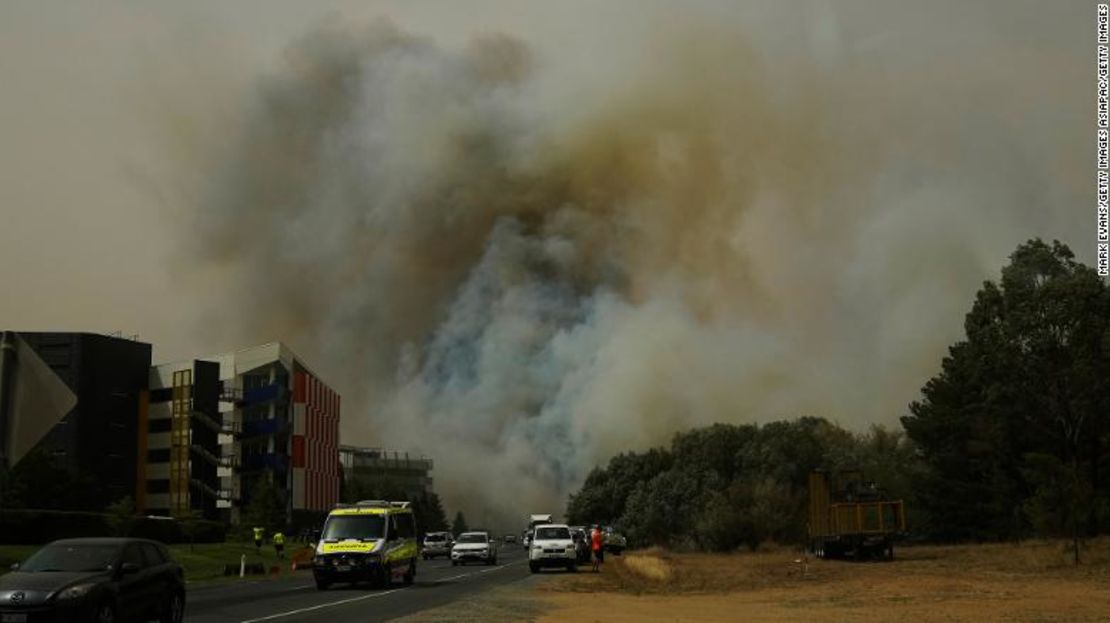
[312,500,418,590]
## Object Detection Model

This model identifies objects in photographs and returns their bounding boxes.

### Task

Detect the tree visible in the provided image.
[0,447,107,511]
[106,496,135,537]
[417,491,449,534]
[241,476,286,536]
[902,239,1110,547]
[566,448,672,527]
[452,511,469,535]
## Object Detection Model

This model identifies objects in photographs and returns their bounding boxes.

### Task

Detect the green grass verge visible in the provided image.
[0,542,316,585]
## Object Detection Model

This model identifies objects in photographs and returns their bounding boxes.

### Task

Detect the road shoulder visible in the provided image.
[389,574,545,622]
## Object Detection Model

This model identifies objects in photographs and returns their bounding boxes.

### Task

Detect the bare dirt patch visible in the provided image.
[535,539,1110,622]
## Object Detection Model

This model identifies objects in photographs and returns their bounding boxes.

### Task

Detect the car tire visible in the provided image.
[567,562,577,573]
[403,559,416,585]
[529,562,539,574]
[451,560,458,567]
[315,577,331,590]
[380,563,392,588]
[159,590,185,623]
[95,601,117,623]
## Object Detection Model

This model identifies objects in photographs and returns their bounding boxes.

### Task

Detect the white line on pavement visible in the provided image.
[236,586,406,621]
[236,559,526,622]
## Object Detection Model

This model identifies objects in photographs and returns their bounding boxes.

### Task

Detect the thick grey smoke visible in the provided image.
[176,4,1087,524]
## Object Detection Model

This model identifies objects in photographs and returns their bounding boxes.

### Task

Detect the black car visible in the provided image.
[0,538,185,623]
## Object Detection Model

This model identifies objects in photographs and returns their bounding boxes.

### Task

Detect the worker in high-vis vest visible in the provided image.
[273,531,286,558]
[253,526,264,552]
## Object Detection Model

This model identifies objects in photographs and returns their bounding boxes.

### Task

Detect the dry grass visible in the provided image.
[536,538,1110,622]
[553,545,812,596]
[621,553,672,582]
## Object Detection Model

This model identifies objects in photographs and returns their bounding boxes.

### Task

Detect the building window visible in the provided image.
[148,448,170,463]
[147,480,170,494]
[150,388,173,402]
[148,418,172,433]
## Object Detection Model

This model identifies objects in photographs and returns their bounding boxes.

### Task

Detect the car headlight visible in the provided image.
[57,583,97,601]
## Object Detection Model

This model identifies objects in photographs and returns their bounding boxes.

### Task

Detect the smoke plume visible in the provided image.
[175,4,1086,525]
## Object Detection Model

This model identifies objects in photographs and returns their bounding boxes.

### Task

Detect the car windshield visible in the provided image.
[321,515,385,541]
[457,534,487,544]
[21,544,118,573]
[425,534,446,542]
[537,524,572,539]
[536,527,571,540]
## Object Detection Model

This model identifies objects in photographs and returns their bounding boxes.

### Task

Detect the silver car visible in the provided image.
[422,532,454,560]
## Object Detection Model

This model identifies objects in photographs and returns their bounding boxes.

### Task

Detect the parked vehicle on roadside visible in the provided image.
[603,527,627,556]
[0,537,185,623]
[451,532,498,566]
[422,532,454,560]
[569,527,591,564]
[528,524,578,573]
[808,470,906,560]
[503,534,517,544]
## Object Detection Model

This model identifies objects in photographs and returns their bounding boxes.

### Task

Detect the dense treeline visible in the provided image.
[566,418,917,551]
[567,240,1110,551]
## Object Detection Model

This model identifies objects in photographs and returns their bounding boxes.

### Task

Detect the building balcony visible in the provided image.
[242,383,287,406]
[243,452,288,472]
[241,417,289,440]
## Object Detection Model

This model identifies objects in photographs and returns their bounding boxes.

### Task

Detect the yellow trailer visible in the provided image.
[808,470,905,560]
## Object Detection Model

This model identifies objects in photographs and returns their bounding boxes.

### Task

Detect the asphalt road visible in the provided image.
[184,546,534,623]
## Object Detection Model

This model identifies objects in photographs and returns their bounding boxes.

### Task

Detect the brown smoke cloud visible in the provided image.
[167,3,1087,526]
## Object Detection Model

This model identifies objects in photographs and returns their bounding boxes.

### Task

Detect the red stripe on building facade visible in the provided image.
[290,371,339,512]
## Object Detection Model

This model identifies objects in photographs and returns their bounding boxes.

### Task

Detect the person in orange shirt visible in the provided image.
[590,525,604,572]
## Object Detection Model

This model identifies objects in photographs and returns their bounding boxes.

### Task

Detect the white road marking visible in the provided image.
[237,589,405,622]
[236,559,526,622]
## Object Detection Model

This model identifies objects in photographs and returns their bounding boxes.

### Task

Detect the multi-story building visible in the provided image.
[339,446,434,498]
[145,360,226,520]
[145,342,340,525]
[0,332,152,508]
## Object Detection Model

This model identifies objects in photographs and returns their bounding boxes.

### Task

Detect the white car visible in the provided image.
[528,524,578,573]
[451,531,498,566]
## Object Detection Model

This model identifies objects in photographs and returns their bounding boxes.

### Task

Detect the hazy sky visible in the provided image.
[1,0,1091,357]
[0,1,1095,521]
